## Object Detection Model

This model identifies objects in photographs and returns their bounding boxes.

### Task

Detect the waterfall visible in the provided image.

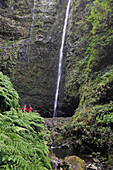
[26,0,37,62]
[53,0,71,117]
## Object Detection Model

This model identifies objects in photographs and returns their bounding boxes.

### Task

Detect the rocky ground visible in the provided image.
[45,117,113,170]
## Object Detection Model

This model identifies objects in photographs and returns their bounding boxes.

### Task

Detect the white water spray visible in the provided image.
[53,0,71,117]
[26,0,37,62]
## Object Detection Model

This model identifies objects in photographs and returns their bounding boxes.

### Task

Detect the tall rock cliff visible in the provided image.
[61,0,113,115]
[0,0,113,121]
[60,0,113,158]
[0,0,68,116]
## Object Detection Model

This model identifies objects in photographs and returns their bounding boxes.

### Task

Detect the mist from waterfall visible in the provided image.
[26,0,37,62]
[53,0,71,117]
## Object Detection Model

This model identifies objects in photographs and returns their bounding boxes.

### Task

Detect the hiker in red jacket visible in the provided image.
[28,105,33,112]
[22,104,27,112]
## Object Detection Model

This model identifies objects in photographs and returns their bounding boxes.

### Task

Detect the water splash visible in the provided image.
[53,0,71,117]
[26,0,37,62]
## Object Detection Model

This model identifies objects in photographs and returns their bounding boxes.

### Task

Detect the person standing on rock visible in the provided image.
[22,104,27,112]
[28,105,33,112]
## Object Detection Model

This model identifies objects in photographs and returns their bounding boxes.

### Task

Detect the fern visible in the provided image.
[0,72,52,169]
[0,111,52,169]
[0,72,19,112]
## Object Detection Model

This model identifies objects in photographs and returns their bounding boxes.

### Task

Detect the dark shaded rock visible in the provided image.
[0,0,69,117]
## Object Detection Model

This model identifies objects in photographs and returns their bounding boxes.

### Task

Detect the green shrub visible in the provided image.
[0,72,52,169]
[0,109,52,170]
[0,72,19,112]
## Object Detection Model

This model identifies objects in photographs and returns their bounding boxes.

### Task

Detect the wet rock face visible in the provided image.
[0,0,68,117]
[2,0,113,118]
[45,117,73,146]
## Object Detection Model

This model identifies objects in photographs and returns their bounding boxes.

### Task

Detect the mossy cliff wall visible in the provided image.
[0,0,113,121]
[61,0,113,115]
[60,0,113,160]
[0,0,68,116]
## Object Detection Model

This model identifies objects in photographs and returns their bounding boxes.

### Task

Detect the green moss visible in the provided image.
[76,156,86,170]
[65,156,86,170]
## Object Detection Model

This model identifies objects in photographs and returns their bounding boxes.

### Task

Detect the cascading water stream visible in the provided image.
[26,0,37,62]
[53,0,71,117]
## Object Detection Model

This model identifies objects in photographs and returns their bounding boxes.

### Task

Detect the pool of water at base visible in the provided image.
[51,146,78,159]
[51,146,109,169]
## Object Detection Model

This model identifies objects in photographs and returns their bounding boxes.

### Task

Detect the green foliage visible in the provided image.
[0,72,51,169]
[96,103,113,126]
[84,0,113,75]
[0,72,19,112]
[72,101,113,151]
[62,0,113,165]
[0,110,52,170]
[87,0,112,34]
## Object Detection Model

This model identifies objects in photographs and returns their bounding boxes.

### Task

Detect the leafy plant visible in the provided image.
[0,72,52,169]
[0,109,52,169]
[87,0,112,34]
[0,72,19,112]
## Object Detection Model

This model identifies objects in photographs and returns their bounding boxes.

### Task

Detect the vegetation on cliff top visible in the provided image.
[0,72,52,169]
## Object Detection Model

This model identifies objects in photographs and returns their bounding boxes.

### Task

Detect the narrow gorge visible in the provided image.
[0,0,113,169]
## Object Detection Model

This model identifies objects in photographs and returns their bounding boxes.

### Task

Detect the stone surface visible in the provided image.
[50,154,86,170]
[0,0,68,117]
